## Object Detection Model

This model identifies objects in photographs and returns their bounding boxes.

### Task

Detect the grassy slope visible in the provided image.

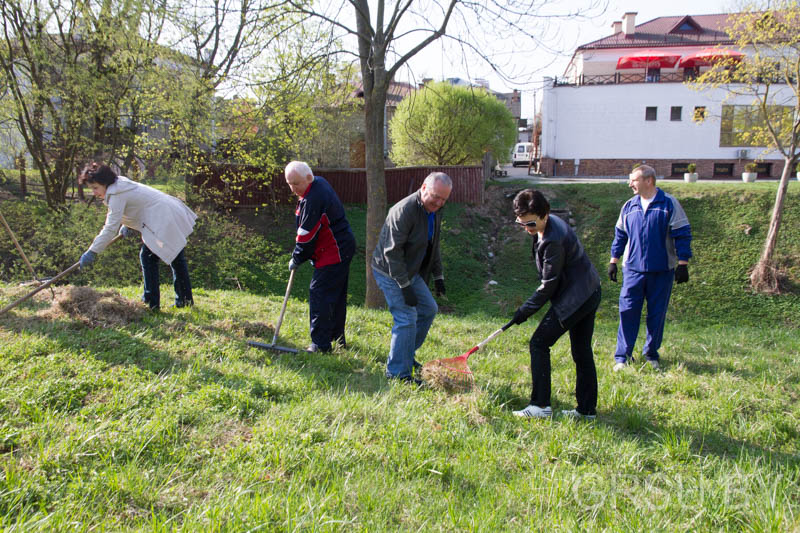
[1,181,799,531]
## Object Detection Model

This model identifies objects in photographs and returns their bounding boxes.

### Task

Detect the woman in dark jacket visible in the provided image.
[509,189,601,419]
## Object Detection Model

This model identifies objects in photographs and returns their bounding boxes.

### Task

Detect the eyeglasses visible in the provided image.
[515,219,537,228]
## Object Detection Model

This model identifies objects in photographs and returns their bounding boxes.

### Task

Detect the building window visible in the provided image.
[714,163,734,176]
[671,106,682,121]
[671,163,690,176]
[720,104,794,147]
[646,68,661,82]
[645,107,658,121]
[756,162,772,178]
[693,106,707,122]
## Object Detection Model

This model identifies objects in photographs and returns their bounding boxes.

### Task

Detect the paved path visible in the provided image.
[493,164,780,185]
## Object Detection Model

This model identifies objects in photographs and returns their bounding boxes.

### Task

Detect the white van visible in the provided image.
[512,142,533,167]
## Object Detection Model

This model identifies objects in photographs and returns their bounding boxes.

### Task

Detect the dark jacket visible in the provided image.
[519,214,601,322]
[371,190,444,288]
[292,176,355,268]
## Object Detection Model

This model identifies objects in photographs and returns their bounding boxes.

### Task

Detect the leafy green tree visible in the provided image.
[389,82,516,166]
[691,3,800,293]
[281,0,605,307]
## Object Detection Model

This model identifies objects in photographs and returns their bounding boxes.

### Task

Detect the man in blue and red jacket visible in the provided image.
[285,161,356,353]
[608,164,692,371]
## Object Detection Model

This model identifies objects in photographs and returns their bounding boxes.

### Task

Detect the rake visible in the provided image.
[246,269,299,354]
[422,319,515,390]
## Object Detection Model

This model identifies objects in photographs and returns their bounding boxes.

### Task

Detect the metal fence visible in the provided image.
[189,165,485,207]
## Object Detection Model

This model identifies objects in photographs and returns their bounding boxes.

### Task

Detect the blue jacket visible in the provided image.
[611,188,692,272]
[519,215,601,322]
[292,177,355,268]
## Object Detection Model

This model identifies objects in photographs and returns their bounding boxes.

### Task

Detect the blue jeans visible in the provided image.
[140,245,193,309]
[615,268,674,363]
[372,268,438,379]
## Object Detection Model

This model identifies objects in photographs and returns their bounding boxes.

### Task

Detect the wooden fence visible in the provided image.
[189,165,485,207]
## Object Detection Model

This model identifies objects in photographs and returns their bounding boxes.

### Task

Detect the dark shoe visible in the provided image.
[173,299,194,308]
[305,344,332,353]
[400,376,423,386]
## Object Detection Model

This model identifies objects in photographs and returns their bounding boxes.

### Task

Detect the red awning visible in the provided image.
[616,50,681,70]
[678,48,744,68]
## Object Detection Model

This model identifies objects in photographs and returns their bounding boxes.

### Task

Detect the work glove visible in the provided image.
[401,285,417,307]
[79,250,97,269]
[511,307,529,325]
[119,226,136,238]
[675,264,689,284]
[434,279,446,297]
[607,263,618,283]
[288,258,299,271]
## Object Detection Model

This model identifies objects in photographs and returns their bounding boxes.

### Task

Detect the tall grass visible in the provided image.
[0,181,798,531]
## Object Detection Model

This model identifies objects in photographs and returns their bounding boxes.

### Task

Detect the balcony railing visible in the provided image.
[553,72,789,87]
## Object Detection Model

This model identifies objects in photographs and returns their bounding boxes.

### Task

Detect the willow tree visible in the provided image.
[692,3,800,293]
[282,0,606,307]
[389,81,516,166]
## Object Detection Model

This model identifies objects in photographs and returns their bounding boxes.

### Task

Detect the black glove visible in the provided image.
[434,279,446,297]
[511,307,529,325]
[401,286,417,307]
[675,264,689,284]
[607,263,618,283]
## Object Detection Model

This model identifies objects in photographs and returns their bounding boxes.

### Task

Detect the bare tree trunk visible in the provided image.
[16,153,26,197]
[363,85,389,308]
[750,155,796,293]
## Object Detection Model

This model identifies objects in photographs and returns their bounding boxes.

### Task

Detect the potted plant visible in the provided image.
[742,162,758,183]
[684,163,698,183]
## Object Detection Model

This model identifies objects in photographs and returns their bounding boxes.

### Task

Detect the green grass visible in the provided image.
[1,181,799,531]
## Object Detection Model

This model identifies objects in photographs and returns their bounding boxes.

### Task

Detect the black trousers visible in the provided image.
[308,257,351,351]
[140,245,193,309]
[529,287,600,415]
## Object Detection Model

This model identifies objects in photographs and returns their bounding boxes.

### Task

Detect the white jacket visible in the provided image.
[89,176,197,264]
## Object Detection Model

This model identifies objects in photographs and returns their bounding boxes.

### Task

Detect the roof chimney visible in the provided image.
[611,20,622,34]
[622,12,637,37]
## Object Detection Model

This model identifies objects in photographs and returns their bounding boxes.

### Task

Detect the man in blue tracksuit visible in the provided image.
[285,161,356,353]
[608,164,692,371]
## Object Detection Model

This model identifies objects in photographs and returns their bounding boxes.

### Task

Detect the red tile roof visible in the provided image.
[579,13,738,50]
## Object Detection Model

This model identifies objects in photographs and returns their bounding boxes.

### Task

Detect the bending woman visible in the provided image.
[509,189,601,420]
[80,164,197,310]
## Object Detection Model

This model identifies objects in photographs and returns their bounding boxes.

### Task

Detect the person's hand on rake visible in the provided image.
[510,307,530,325]
[119,226,137,238]
[79,250,97,270]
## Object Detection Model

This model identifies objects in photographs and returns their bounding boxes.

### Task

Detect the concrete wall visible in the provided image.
[541,80,788,162]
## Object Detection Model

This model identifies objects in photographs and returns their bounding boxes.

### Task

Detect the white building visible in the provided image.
[541,12,787,179]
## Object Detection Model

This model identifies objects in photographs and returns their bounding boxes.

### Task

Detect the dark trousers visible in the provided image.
[529,288,600,415]
[308,257,351,351]
[140,245,193,309]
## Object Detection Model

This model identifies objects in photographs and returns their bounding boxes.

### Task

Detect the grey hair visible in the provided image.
[634,164,656,182]
[285,161,313,180]
[423,171,452,189]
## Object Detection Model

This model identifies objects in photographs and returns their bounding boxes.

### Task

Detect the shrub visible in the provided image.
[687,163,697,173]
[745,162,758,173]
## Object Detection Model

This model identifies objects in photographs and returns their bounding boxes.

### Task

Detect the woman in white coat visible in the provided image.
[79,164,198,310]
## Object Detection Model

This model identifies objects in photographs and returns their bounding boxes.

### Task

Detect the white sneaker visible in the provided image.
[613,362,627,372]
[647,359,660,370]
[561,409,597,421]
[513,405,553,418]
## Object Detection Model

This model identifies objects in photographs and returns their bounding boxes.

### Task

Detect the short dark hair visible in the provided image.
[85,164,117,187]
[513,189,550,218]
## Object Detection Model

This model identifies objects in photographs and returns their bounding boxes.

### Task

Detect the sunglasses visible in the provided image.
[515,220,537,228]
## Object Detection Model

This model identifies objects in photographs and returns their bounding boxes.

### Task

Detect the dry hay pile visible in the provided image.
[421,357,474,392]
[37,285,147,326]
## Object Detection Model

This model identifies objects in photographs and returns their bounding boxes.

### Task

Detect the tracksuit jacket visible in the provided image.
[292,177,355,268]
[371,190,444,288]
[611,188,693,271]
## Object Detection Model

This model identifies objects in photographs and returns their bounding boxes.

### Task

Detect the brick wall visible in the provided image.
[540,158,782,179]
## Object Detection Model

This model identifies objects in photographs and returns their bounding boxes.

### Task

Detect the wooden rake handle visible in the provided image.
[0,234,123,316]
